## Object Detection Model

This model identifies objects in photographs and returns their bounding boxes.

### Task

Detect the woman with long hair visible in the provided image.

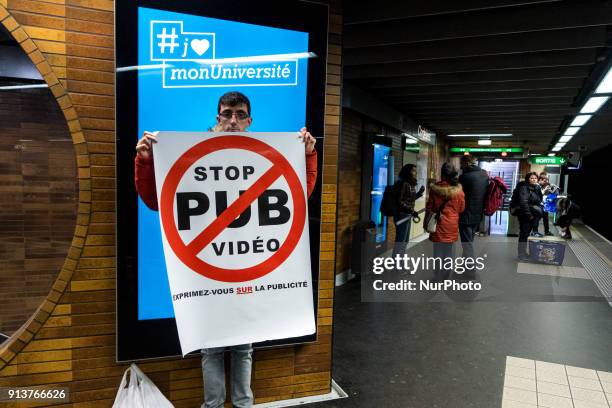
[392,164,425,257]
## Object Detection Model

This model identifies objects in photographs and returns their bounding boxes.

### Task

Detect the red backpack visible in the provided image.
[483,176,508,216]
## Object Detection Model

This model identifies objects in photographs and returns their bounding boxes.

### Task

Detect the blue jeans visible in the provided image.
[392,213,412,257]
[201,344,253,408]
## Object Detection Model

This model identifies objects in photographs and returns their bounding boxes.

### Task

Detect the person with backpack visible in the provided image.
[390,164,425,257]
[426,163,465,281]
[510,172,543,261]
[458,154,490,279]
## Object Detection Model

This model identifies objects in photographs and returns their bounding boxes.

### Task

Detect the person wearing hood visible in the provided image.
[426,162,465,281]
[511,172,543,261]
[392,164,425,257]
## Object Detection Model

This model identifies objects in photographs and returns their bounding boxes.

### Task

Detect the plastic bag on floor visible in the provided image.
[112,363,174,408]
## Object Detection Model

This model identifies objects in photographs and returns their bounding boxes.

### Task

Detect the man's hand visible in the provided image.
[299,127,316,154]
[418,185,425,194]
[136,131,158,162]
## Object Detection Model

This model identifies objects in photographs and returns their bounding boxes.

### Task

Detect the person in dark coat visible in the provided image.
[512,172,543,261]
[392,164,425,257]
[555,196,581,239]
[426,163,465,281]
[458,154,489,278]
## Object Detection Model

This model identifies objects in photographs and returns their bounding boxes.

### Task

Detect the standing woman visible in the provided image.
[426,163,465,281]
[513,172,543,260]
[392,164,425,257]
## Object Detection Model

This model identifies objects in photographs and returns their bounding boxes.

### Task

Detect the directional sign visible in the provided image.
[450,147,523,153]
[530,156,566,165]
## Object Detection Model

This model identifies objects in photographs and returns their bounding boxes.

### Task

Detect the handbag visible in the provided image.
[113,363,174,408]
[424,199,450,233]
[530,204,544,218]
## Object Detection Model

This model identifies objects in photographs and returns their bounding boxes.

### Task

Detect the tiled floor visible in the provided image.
[517,262,591,280]
[503,356,612,407]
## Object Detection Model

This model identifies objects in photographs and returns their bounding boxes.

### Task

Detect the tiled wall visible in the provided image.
[334,109,363,275]
[335,109,408,276]
[0,88,77,337]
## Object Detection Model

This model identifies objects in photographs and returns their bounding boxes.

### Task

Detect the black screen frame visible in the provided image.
[116,0,328,362]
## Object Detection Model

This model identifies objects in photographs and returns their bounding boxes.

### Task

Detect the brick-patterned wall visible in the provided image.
[335,110,410,275]
[519,159,532,179]
[0,88,77,337]
[432,139,448,182]
[389,128,403,183]
[0,1,341,406]
[334,109,362,275]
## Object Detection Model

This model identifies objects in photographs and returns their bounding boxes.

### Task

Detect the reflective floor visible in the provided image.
[312,224,612,408]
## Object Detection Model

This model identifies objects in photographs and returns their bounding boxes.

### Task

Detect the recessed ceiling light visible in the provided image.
[564,127,580,136]
[477,139,492,145]
[0,84,48,90]
[569,115,592,127]
[595,66,612,94]
[447,133,512,137]
[580,96,609,114]
[559,136,573,143]
[548,153,556,157]
[552,146,562,152]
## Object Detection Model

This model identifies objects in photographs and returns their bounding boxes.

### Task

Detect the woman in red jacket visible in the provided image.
[426,162,465,281]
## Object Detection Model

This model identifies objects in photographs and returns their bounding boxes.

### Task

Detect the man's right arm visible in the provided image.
[134,155,159,211]
[134,131,159,211]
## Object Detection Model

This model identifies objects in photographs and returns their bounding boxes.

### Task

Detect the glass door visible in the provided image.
[479,160,519,235]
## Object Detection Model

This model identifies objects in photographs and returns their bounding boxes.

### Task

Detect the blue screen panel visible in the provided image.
[137,7,309,320]
[370,144,390,244]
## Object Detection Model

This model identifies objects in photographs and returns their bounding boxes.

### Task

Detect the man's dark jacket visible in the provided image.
[515,181,543,218]
[458,165,489,225]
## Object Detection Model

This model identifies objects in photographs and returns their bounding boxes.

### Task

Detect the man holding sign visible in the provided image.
[134,91,318,408]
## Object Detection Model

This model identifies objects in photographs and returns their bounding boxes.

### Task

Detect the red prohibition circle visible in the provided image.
[160,135,306,283]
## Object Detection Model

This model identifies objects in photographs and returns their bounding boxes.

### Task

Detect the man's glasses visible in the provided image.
[219,110,249,121]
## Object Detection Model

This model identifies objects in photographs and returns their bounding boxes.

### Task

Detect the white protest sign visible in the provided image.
[152,132,315,354]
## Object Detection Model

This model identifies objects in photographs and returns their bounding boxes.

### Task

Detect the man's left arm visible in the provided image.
[300,127,318,198]
[305,150,318,198]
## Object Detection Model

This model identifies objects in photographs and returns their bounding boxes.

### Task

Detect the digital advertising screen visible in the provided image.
[370,144,390,244]
[116,0,328,361]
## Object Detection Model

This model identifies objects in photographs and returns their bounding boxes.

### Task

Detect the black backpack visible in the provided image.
[380,182,400,217]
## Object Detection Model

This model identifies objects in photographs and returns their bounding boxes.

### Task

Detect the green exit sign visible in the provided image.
[449,147,523,153]
[530,156,566,165]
